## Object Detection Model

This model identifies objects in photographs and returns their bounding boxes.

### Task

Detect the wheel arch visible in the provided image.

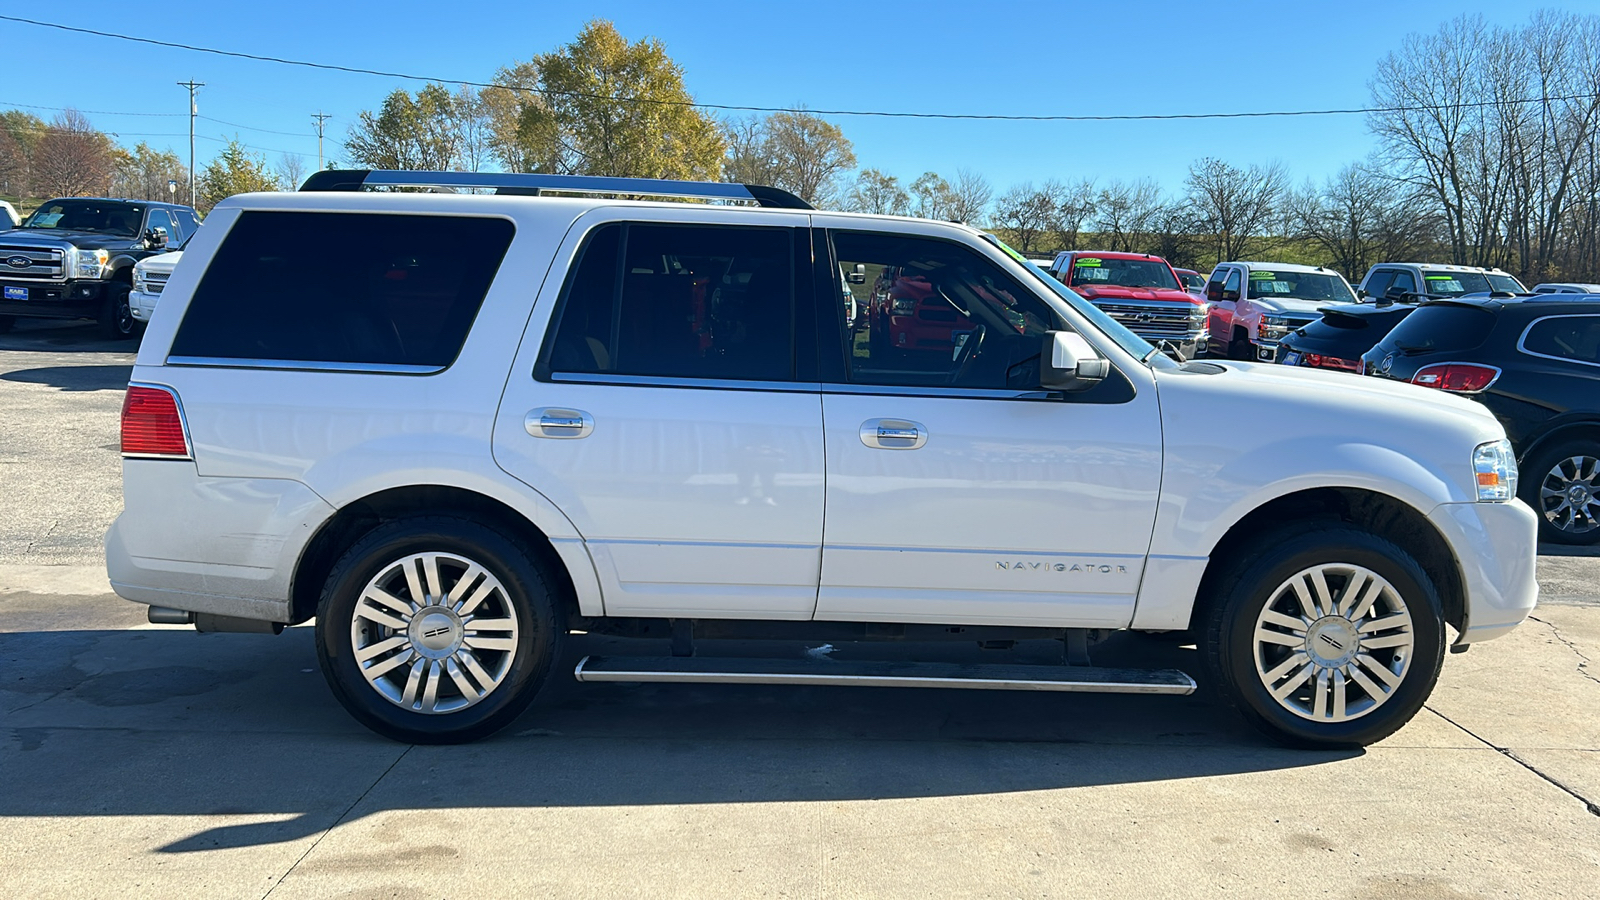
[1518,418,1600,465]
[288,484,598,625]
[1188,487,1466,639]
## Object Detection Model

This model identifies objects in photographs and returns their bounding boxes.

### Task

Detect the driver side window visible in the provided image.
[1223,268,1242,295]
[833,231,1059,389]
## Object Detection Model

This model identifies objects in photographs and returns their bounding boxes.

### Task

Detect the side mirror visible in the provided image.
[846,263,867,285]
[1205,283,1221,302]
[1040,331,1111,392]
[1357,288,1369,299]
[1220,288,1240,302]
[144,226,168,250]
[1383,284,1409,302]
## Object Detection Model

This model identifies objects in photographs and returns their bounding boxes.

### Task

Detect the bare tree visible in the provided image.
[1094,179,1165,251]
[845,168,910,215]
[452,85,495,173]
[765,110,855,206]
[1051,178,1097,250]
[32,109,114,198]
[992,182,1060,253]
[276,152,308,191]
[949,167,992,226]
[1185,157,1289,262]
[1290,163,1440,280]
[721,116,781,185]
[909,171,958,220]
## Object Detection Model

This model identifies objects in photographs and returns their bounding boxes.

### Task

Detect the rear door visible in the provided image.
[813,224,1162,628]
[493,209,825,620]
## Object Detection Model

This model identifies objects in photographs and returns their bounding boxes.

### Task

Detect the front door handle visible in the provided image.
[526,407,594,439]
[860,418,927,450]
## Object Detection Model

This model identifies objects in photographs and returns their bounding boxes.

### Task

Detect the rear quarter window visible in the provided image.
[1522,315,1600,365]
[170,211,515,370]
[1382,304,1496,354]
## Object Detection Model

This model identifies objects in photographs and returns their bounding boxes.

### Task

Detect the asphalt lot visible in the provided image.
[1,318,1597,898]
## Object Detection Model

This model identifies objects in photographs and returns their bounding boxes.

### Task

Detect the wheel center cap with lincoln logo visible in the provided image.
[5,256,31,269]
[1305,616,1360,668]
[408,607,464,658]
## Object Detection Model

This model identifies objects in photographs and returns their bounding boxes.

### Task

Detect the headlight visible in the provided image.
[1473,439,1517,501]
[1257,315,1292,343]
[69,248,110,280]
[1190,303,1209,321]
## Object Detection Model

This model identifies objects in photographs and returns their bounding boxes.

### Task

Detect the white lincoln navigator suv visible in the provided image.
[107,170,1538,747]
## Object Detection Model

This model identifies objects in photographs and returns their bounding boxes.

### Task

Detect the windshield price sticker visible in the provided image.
[1076,258,1102,267]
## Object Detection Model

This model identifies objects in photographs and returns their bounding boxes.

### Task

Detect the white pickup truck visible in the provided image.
[107,170,1538,749]
[1205,261,1360,361]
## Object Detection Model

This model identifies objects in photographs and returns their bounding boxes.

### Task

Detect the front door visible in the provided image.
[493,212,824,620]
[815,226,1163,628]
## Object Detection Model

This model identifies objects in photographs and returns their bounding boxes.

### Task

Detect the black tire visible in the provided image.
[97,284,136,341]
[1200,524,1445,749]
[1520,439,1600,545]
[0,315,14,334]
[1228,326,1252,361]
[315,516,565,744]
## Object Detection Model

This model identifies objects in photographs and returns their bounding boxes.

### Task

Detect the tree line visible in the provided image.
[6,13,1600,283]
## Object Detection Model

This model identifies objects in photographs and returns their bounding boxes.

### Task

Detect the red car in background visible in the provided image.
[1047,251,1209,358]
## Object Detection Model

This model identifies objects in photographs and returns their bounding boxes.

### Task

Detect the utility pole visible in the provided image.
[312,112,332,172]
[177,79,204,204]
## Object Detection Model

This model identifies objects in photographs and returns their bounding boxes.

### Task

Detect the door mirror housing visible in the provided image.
[1205,282,1221,302]
[1383,284,1410,302]
[144,226,168,250]
[1220,287,1240,302]
[846,262,867,285]
[1040,331,1111,392]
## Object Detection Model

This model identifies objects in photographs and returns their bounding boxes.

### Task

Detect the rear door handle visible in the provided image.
[859,418,927,450]
[526,407,594,439]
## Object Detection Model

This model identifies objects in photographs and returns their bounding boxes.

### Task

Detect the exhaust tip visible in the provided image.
[146,606,195,626]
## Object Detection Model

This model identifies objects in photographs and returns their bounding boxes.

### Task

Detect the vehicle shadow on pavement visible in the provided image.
[1,364,134,392]
[0,627,1357,854]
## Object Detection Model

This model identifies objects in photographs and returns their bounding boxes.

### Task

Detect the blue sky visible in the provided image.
[0,0,1575,195]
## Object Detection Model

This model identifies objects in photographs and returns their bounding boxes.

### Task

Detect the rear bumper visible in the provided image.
[105,459,337,623]
[1427,499,1540,644]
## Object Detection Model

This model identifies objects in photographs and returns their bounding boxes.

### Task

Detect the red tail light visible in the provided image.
[1410,363,1500,393]
[121,385,191,458]
[1304,353,1361,372]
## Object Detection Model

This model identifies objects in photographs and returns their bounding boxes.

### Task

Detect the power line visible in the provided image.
[0,100,183,117]
[199,115,311,136]
[6,12,1598,123]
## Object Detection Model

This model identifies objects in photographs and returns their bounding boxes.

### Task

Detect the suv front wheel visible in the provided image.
[315,516,564,743]
[1202,526,1445,748]
[98,283,137,341]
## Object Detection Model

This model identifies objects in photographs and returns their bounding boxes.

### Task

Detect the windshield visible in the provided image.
[21,200,144,237]
[1178,272,1206,291]
[1246,270,1356,302]
[1419,272,1527,296]
[1068,257,1179,290]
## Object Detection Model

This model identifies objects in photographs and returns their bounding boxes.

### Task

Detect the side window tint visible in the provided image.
[1391,271,1416,294]
[1524,316,1600,364]
[1223,269,1241,294]
[1365,270,1395,297]
[145,209,174,241]
[176,211,201,241]
[833,231,1061,389]
[545,223,794,382]
[171,212,514,369]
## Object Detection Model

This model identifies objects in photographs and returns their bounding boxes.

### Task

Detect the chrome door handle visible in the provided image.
[859,418,927,450]
[526,407,594,439]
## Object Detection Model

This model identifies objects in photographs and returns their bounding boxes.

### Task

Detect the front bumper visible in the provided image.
[129,289,158,321]
[0,278,107,319]
[1427,499,1539,645]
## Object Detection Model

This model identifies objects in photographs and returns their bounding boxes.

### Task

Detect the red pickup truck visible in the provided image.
[1046,251,1209,358]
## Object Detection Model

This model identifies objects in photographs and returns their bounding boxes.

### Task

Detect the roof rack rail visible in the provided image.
[298,169,814,210]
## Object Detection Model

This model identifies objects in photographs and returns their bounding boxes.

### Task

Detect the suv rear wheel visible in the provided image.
[1202,525,1445,748]
[314,516,564,743]
[1522,439,1600,545]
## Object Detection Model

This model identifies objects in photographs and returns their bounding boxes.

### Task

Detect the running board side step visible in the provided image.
[574,656,1195,695]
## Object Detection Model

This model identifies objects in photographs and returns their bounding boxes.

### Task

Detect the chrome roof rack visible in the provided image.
[298,169,813,210]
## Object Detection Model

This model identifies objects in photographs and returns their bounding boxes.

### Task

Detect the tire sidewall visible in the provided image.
[99,284,135,340]
[1210,528,1445,748]
[316,518,562,744]
[1521,439,1600,546]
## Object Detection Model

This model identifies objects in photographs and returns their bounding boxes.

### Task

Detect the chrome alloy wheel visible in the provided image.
[350,552,520,715]
[1252,563,1414,723]
[1539,455,1600,536]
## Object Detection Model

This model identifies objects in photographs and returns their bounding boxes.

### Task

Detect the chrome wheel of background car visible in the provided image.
[1539,455,1600,535]
[1252,563,1414,723]
[350,551,520,715]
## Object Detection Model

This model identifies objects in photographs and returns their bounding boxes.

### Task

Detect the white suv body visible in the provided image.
[1206,261,1359,362]
[107,171,1538,747]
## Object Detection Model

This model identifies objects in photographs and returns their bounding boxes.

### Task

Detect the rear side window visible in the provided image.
[1522,315,1600,365]
[1383,304,1496,354]
[542,222,795,382]
[171,212,514,370]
